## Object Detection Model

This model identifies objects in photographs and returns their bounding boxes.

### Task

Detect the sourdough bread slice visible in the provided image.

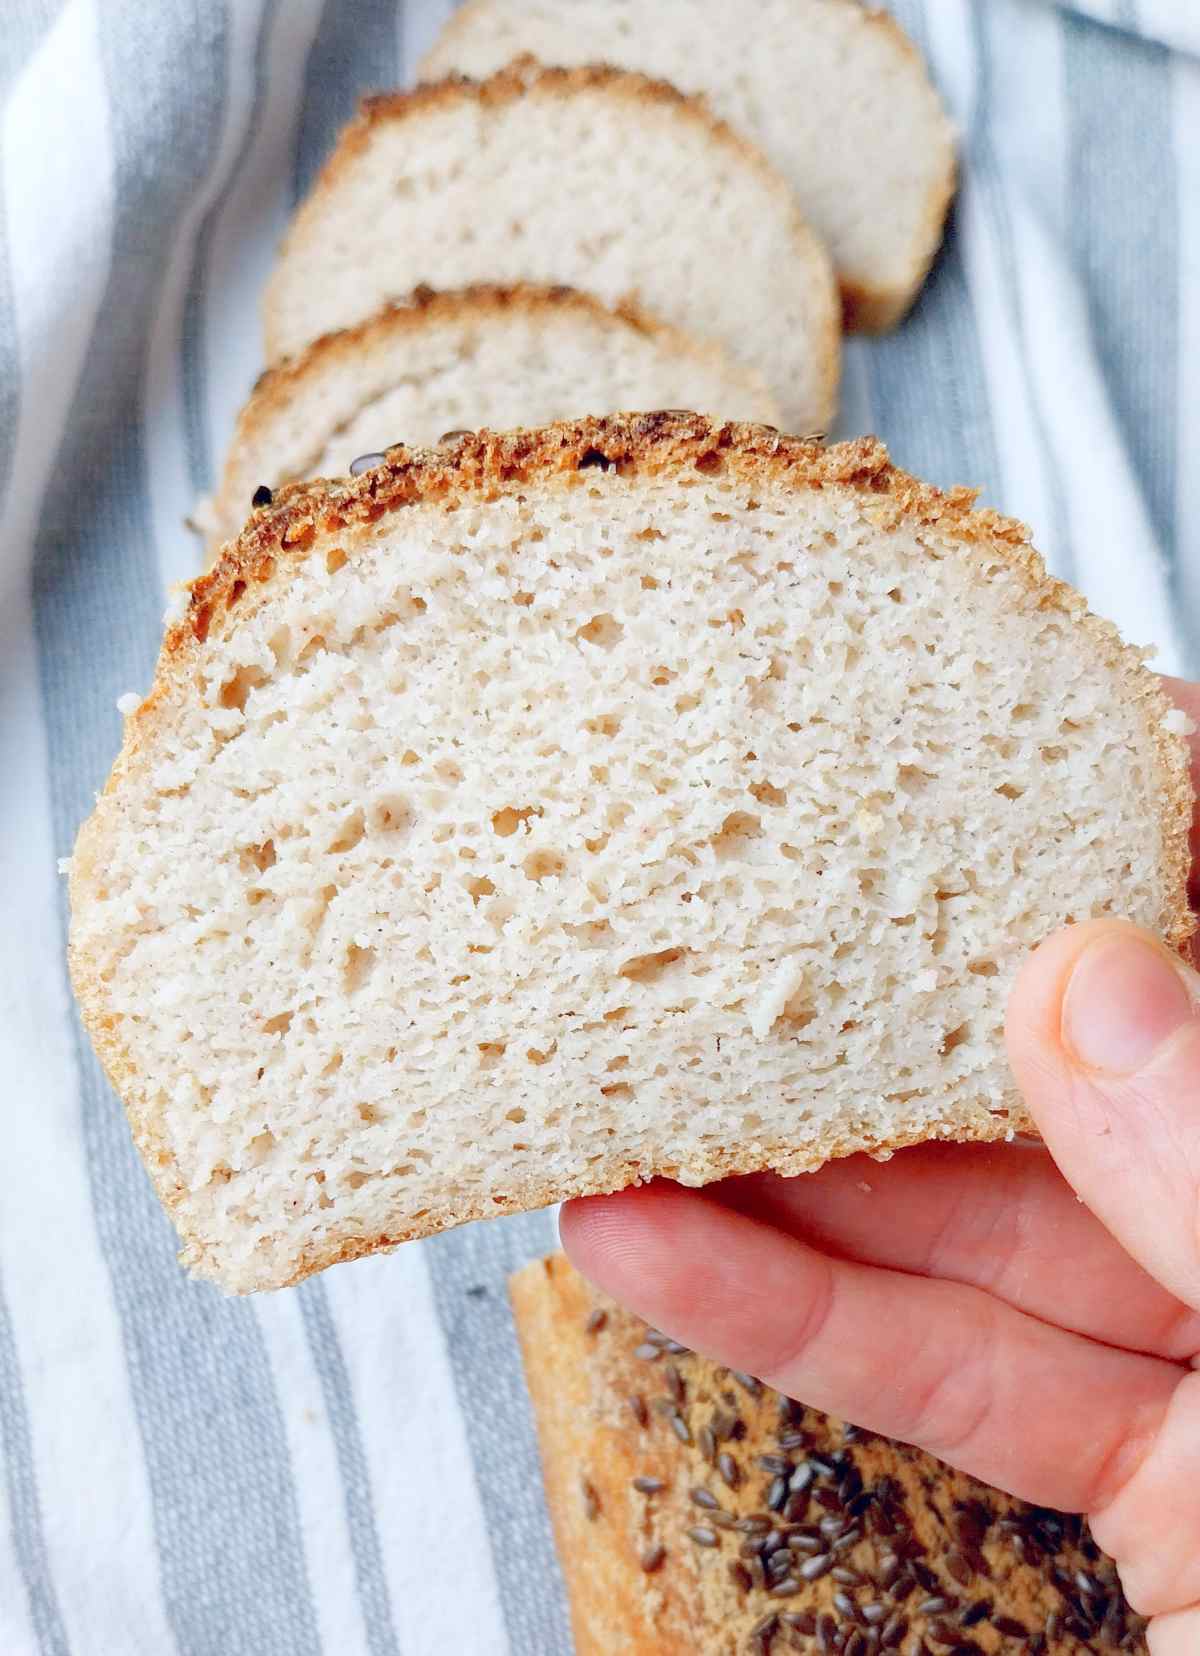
[510,1252,1150,1655]
[68,415,1192,1294]
[420,0,956,332]
[261,66,840,429]
[207,284,781,556]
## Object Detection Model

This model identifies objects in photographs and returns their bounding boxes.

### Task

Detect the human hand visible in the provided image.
[561,677,1200,1653]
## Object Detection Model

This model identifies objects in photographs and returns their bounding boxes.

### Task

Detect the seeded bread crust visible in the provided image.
[207,283,782,555]
[510,1252,1150,1655]
[261,64,840,424]
[418,2,956,332]
[69,414,1194,1292]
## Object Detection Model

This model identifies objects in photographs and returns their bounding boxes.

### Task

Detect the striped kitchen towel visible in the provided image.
[0,2,1195,1652]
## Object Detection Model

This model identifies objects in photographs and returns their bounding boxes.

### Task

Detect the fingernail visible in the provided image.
[1062,934,1197,1076]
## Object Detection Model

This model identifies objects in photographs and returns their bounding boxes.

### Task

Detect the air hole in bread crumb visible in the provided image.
[357,1103,381,1124]
[240,839,276,874]
[246,1130,276,1162]
[262,1011,293,1036]
[712,812,762,856]
[995,782,1024,800]
[524,850,565,882]
[466,875,496,904]
[1040,745,1068,763]
[505,1107,526,1124]
[564,919,612,947]
[492,805,542,837]
[219,664,268,713]
[749,780,787,807]
[401,749,420,767]
[600,1082,634,1101]
[321,1052,343,1077]
[576,613,623,649]
[650,665,676,686]
[344,1171,370,1190]
[513,590,534,607]
[526,1046,554,1066]
[940,1023,971,1055]
[326,546,348,575]
[478,1041,506,1067]
[1011,703,1036,722]
[619,948,687,985]
[343,943,377,994]
[604,1005,631,1023]
[585,713,622,738]
[584,834,609,854]
[675,692,701,714]
[968,959,999,977]
[368,795,413,835]
[328,810,365,853]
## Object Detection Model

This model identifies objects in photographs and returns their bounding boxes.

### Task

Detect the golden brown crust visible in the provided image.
[266,61,841,395]
[510,1252,1149,1655]
[213,282,780,551]
[70,413,1195,1292]
[415,4,957,335]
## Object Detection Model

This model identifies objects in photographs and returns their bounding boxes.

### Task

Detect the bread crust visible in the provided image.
[211,282,782,554]
[416,2,958,334]
[69,413,1195,1291]
[509,1252,1150,1654]
[263,61,841,414]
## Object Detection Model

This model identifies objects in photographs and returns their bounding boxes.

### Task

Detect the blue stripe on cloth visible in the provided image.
[297,1281,402,1656]
[0,1267,69,1656]
[182,0,283,496]
[969,0,1078,586]
[423,1211,573,1655]
[862,0,1002,499]
[1061,10,1189,658]
[291,0,401,206]
[29,5,321,1654]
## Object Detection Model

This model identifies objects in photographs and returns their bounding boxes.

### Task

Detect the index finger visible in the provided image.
[561,1181,1179,1517]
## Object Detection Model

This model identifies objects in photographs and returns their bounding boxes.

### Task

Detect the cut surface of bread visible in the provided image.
[510,1252,1150,1654]
[207,284,781,555]
[262,66,840,428]
[68,415,1192,1294]
[421,0,956,332]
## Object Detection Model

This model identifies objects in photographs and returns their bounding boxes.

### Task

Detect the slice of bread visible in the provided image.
[206,284,781,556]
[421,0,956,332]
[68,414,1192,1294]
[510,1252,1150,1655]
[261,66,840,429]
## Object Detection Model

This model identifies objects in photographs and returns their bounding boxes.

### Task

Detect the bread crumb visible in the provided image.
[1162,708,1197,737]
[163,587,190,625]
[116,693,141,717]
[856,1180,873,1194]
[749,957,806,1040]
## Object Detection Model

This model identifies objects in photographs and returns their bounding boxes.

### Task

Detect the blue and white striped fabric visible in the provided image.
[0,2,1195,1651]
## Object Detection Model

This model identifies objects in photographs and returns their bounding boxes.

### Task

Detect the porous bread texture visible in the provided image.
[420,0,956,332]
[510,1252,1150,1654]
[262,66,840,428]
[68,416,1193,1295]
[208,284,782,555]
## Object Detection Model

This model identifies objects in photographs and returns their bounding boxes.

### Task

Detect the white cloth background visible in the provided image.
[0,2,1196,1652]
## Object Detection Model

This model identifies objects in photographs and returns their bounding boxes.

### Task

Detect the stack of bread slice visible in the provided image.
[206,0,957,550]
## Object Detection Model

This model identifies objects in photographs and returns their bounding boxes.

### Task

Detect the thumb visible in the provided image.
[1007,917,1200,1317]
